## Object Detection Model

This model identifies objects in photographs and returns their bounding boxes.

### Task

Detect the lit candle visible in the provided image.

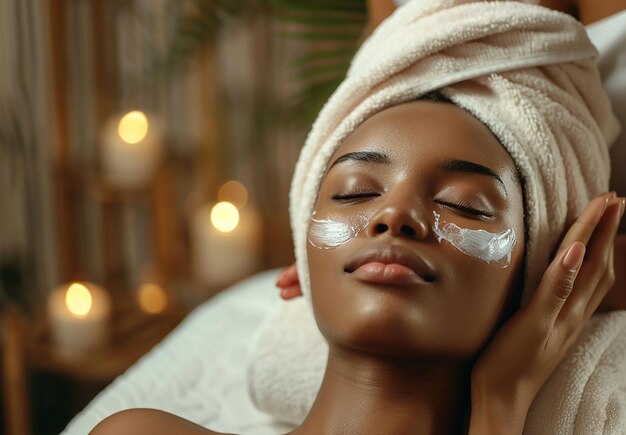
[47,282,111,359]
[100,110,163,188]
[137,283,168,315]
[190,200,261,288]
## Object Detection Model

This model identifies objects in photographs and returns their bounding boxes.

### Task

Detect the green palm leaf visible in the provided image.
[144,0,367,128]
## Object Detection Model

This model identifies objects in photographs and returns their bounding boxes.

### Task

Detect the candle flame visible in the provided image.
[118,111,149,144]
[65,283,93,318]
[211,201,240,233]
[137,283,167,314]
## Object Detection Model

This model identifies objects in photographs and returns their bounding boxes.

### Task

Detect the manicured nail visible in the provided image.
[599,195,609,215]
[620,197,625,218]
[563,242,585,271]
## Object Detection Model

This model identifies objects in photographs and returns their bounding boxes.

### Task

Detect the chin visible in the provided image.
[317,302,487,361]
[317,299,434,358]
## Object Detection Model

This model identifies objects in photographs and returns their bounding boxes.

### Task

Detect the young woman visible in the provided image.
[91,95,622,435]
[91,1,622,433]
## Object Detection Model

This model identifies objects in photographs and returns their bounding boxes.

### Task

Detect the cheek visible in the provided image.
[439,244,524,356]
[306,242,350,341]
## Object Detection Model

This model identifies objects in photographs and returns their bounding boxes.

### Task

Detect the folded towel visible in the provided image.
[249,0,621,428]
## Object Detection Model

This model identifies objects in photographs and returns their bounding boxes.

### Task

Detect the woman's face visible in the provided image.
[307,100,525,360]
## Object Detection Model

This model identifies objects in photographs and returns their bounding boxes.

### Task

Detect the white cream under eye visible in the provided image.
[308,213,370,249]
[432,210,516,267]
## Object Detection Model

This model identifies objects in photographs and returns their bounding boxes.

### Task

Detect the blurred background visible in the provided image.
[0,0,367,433]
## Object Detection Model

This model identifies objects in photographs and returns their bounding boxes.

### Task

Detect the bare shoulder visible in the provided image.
[89,408,234,435]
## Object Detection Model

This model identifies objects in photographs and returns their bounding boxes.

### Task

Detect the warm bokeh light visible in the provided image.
[118,110,149,144]
[65,283,93,318]
[218,180,248,209]
[137,283,167,314]
[210,201,240,233]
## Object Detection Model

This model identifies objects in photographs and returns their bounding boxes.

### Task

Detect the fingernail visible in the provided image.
[563,242,585,271]
[620,197,625,218]
[599,195,609,214]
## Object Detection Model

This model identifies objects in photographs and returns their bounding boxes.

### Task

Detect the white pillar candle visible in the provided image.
[191,201,261,287]
[100,110,163,188]
[47,282,111,359]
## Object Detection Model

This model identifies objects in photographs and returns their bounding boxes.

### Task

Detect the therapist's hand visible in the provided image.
[469,193,624,434]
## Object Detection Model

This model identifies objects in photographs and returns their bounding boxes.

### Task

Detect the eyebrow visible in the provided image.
[328,151,505,189]
[329,151,391,169]
[441,159,505,187]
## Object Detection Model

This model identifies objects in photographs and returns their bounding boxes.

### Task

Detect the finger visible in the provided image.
[280,285,303,300]
[527,241,585,328]
[561,197,623,320]
[586,243,614,318]
[275,263,298,287]
[554,194,609,258]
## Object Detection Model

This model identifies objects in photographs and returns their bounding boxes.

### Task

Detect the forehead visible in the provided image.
[329,100,517,177]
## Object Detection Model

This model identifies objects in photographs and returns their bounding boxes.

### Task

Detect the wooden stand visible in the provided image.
[1,292,188,435]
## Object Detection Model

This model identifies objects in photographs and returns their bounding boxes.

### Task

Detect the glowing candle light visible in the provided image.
[191,184,261,288]
[210,201,240,233]
[137,283,168,315]
[48,282,111,359]
[100,110,163,188]
[65,283,93,318]
[118,110,149,144]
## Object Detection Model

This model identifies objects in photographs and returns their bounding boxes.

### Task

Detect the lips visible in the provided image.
[345,244,436,286]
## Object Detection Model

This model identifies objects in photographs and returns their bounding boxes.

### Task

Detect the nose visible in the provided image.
[365,193,430,240]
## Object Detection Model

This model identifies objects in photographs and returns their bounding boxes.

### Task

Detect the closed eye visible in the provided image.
[331,190,380,201]
[435,200,493,219]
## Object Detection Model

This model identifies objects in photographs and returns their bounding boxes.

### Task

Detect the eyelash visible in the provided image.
[331,192,493,218]
[330,189,379,201]
[435,200,493,218]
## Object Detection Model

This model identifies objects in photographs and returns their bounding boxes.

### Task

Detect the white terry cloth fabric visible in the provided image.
[249,0,621,428]
[524,311,626,435]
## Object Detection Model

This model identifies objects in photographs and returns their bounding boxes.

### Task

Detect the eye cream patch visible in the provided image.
[432,211,516,267]
[308,213,369,249]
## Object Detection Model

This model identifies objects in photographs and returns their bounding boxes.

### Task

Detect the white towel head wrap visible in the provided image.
[289,0,620,306]
[249,0,621,425]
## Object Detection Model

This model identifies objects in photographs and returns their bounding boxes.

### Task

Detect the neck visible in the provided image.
[293,344,472,435]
